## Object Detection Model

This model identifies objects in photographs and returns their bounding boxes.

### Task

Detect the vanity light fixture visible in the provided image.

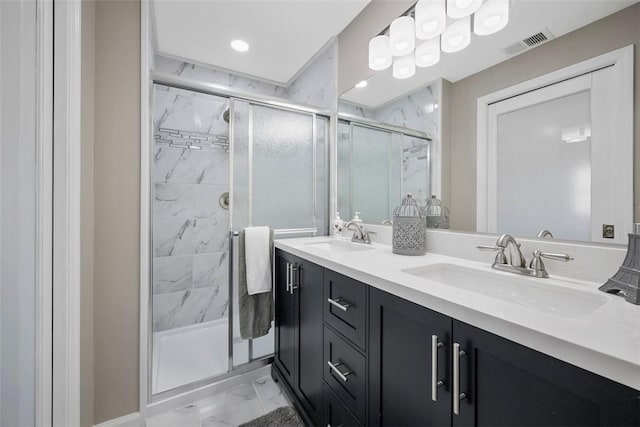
[415,0,446,40]
[415,37,441,67]
[369,35,392,70]
[393,54,416,79]
[368,0,510,79]
[446,0,483,19]
[230,39,249,52]
[390,16,416,56]
[441,16,471,52]
[474,0,510,35]
[355,80,368,89]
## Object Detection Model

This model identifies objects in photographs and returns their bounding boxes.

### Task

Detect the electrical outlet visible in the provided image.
[603,224,615,239]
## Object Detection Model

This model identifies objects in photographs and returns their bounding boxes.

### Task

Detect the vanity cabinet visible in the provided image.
[273,249,324,425]
[369,288,452,426]
[273,249,640,427]
[452,320,640,427]
[369,286,639,427]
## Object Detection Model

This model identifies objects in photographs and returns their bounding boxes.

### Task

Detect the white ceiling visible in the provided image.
[153,0,370,85]
[341,0,638,109]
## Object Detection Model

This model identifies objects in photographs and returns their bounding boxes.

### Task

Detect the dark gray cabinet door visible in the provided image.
[274,250,296,386]
[295,257,324,423]
[369,288,452,427]
[452,320,640,427]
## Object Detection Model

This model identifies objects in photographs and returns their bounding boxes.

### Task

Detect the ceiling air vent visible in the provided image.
[502,28,555,57]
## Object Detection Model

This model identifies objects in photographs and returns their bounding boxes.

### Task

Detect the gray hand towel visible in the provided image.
[238,228,274,339]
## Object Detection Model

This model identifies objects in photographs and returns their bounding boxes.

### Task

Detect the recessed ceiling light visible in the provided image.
[230,39,249,52]
[355,80,368,89]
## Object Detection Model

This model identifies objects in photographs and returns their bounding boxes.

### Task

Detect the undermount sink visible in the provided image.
[305,239,374,253]
[402,263,608,317]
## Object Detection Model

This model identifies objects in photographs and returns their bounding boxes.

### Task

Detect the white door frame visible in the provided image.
[52,0,82,425]
[476,45,634,236]
[36,0,54,425]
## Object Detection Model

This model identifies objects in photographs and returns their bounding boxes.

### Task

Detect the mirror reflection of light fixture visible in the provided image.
[393,54,416,79]
[415,37,441,67]
[474,0,510,35]
[390,16,416,56]
[446,0,483,19]
[441,16,471,52]
[561,124,592,143]
[369,35,392,70]
[368,0,509,78]
[415,0,446,40]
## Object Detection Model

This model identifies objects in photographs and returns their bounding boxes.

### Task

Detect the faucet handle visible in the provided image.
[535,250,573,262]
[476,245,508,265]
[529,250,573,278]
[476,245,499,251]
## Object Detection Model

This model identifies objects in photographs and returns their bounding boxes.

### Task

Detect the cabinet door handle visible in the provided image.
[453,342,467,415]
[290,266,299,294]
[285,262,291,292]
[327,297,350,311]
[327,360,350,382]
[431,335,444,402]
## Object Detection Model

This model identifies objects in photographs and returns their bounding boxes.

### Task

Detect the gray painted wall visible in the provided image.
[93,0,141,423]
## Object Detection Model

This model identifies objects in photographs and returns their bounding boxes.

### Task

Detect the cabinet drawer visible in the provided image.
[324,270,367,350]
[324,383,362,427]
[324,326,367,423]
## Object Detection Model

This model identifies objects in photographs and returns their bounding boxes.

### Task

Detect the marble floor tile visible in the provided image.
[149,374,291,427]
[252,375,290,413]
[199,383,266,427]
[147,404,201,427]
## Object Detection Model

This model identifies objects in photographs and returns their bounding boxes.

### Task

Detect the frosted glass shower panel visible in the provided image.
[496,90,591,240]
[315,116,330,232]
[352,125,393,224]
[402,135,431,206]
[252,105,315,229]
[337,121,353,221]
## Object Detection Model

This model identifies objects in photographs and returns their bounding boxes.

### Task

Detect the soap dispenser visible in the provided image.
[351,211,363,223]
[332,212,344,237]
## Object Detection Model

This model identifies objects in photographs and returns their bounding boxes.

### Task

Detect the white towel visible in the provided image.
[245,226,272,295]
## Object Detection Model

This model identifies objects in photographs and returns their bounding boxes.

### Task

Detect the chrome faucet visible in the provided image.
[496,234,527,267]
[537,229,554,239]
[343,221,372,244]
[477,234,573,278]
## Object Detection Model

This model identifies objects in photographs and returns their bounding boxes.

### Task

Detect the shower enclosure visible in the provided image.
[150,83,328,397]
[337,119,431,224]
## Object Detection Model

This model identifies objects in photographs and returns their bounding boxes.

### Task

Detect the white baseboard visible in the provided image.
[94,412,141,427]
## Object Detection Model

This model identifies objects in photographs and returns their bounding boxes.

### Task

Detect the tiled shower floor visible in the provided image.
[147,375,291,427]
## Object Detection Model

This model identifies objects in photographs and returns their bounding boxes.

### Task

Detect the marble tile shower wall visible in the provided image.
[153,84,230,332]
[154,40,337,111]
[340,84,440,137]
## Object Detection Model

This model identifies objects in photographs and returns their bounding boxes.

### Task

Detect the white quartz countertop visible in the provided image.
[275,236,640,391]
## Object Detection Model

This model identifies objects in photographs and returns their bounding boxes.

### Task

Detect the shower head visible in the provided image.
[223,108,230,123]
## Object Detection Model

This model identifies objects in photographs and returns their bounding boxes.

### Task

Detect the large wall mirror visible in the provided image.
[337,0,638,245]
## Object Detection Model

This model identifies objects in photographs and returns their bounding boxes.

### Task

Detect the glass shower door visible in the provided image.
[229,99,328,365]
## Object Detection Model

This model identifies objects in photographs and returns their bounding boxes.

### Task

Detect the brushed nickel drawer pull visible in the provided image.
[285,262,291,292]
[327,297,350,312]
[290,266,299,294]
[327,360,351,382]
[431,335,444,402]
[453,342,467,415]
